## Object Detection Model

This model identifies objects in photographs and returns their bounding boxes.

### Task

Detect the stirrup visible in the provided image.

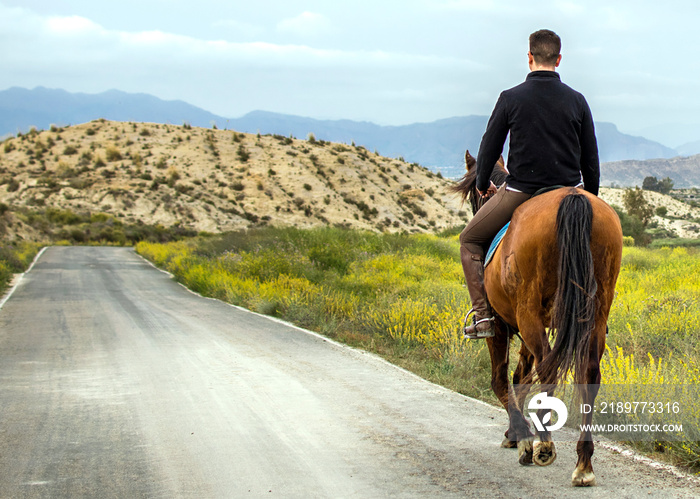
[463,310,495,339]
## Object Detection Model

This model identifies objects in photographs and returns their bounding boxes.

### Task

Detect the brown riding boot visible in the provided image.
[462,253,495,339]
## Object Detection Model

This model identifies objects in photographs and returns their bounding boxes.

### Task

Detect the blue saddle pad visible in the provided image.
[484,222,510,268]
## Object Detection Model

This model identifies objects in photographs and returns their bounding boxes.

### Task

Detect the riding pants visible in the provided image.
[459,184,532,258]
[459,185,532,323]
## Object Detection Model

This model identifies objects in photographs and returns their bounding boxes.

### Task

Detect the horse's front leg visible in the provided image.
[484,320,514,446]
[502,344,534,451]
[524,325,558,467]
[508,316,556,466]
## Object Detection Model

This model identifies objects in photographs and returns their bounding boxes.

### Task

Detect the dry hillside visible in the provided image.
[599,187,700,239]
[3,120,699,243]
[0,120,467,240]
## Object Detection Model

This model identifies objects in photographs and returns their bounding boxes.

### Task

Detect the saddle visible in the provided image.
[483,185,565,268]
[484,222,509,268]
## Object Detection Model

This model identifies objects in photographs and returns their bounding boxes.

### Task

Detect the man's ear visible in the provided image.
[555,54,562,67]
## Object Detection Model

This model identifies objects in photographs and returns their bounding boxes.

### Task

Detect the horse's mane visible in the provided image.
[450,150,509,216]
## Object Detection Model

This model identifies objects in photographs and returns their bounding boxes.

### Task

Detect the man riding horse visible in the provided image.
[460,29,600,339]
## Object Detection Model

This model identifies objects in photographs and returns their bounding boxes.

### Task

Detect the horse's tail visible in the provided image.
[538,191,597,386]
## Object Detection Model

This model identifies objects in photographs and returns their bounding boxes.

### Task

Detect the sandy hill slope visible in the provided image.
[599,187,700,239]
[0,120,468,237]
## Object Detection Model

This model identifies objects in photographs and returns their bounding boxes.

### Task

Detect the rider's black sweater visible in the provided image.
[476,71,600,196]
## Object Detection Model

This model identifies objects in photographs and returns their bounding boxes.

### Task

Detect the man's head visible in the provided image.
[528,29,562,69]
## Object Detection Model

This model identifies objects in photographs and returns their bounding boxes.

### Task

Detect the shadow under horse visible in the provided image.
[453,151,623,487]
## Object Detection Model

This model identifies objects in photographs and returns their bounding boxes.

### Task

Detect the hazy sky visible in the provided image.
[2,1,700,146]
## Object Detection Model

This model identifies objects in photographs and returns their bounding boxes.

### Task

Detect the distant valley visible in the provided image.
[2,86,700,187]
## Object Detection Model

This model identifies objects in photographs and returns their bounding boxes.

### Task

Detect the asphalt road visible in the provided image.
[0,246,697,498]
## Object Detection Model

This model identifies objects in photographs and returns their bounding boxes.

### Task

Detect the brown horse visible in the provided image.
[453,151,623,486]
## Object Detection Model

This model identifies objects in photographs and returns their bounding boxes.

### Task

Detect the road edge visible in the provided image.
[0,246,47,311]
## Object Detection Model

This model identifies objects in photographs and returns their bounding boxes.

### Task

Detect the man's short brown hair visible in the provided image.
[529,29,561,66]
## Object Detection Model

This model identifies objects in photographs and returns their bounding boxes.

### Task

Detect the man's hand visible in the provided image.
[477,181,498,199]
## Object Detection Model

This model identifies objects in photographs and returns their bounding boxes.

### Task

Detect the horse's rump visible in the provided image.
[485,187,623,383]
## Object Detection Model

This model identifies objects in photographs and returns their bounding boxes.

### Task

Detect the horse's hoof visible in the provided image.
[571,468,596,487]
[517,437,533,465]
[501,437,517,449]
[533,438,557,466]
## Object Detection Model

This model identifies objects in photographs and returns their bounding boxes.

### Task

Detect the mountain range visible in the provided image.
[1,86,698,186]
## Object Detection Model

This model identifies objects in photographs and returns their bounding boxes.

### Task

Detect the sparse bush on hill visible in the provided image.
[93,155,106,168]
[56,163,76,179]
[105,146,122,162]
[68,178,91,190]
[236,145,250,163]
[205,132,218,157]
[155,156,167,169]
[167,168,180,188]
[78,150,92,166]
[6,178,20,192]
[132,152,143,168]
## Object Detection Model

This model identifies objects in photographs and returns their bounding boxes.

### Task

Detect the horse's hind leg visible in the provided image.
[572,324,605,486]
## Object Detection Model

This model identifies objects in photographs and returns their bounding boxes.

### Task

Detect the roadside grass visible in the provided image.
[0,241,43,296]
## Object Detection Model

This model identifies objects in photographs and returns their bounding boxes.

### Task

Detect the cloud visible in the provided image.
[45,15,102,36]
[212,18,265,39]
[0,3,487,122]
[276,11,333,38]
[1,4,480,71]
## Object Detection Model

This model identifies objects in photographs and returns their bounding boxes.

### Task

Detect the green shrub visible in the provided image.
[237,145,250,163]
